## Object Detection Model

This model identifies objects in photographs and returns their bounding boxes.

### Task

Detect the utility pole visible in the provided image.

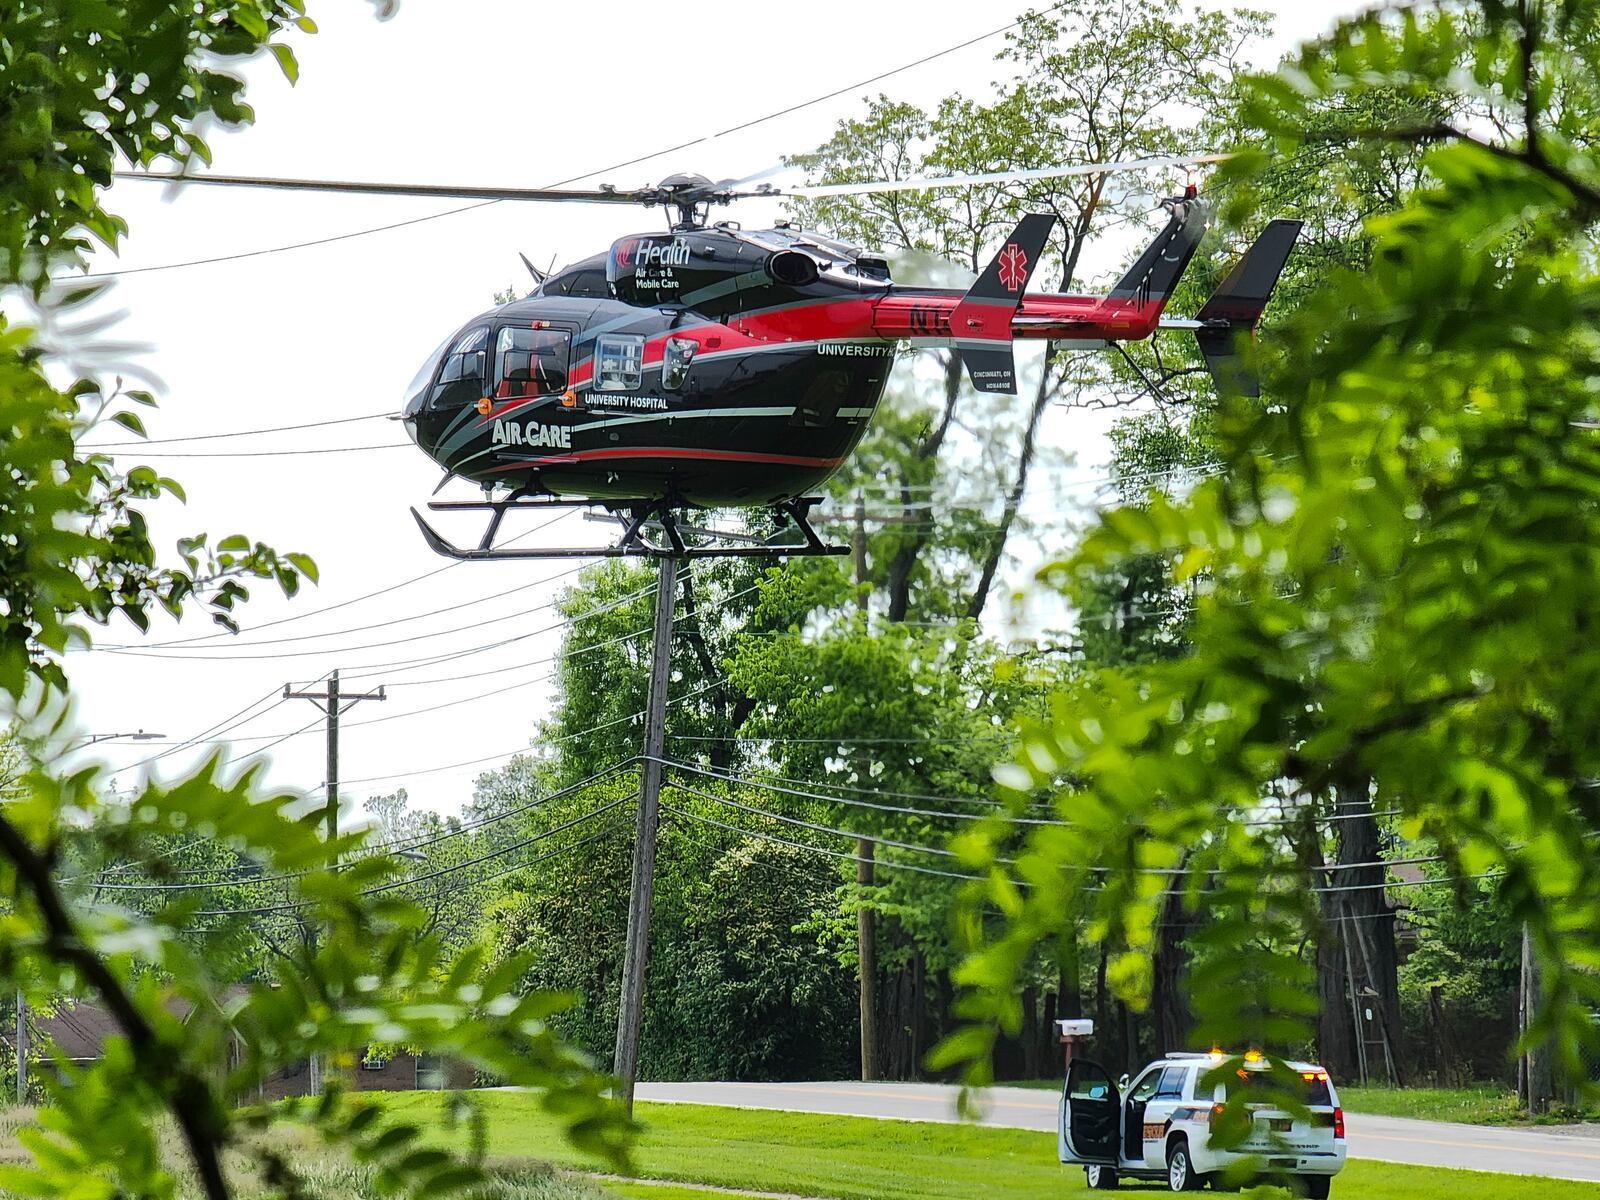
[284,668,385,1094]
[14,989,25,1104]
[852,491,879,1081]
[613,553,679,1116]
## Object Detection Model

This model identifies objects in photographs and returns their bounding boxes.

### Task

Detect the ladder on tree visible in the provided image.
[1340,902,1397,1086]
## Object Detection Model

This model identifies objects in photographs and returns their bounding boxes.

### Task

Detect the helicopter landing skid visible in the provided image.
[410,493,848,561]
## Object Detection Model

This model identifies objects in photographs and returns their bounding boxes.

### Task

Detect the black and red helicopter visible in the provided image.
[121,161,1300,559]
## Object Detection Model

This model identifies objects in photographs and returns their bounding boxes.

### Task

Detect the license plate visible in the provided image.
[1267,1118,1293,1132]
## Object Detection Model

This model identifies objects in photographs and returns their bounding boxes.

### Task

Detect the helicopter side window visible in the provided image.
[595,335,644,392]
[495,326,571,399]
[547,268,610,299]
[430,326,488,410]
[662,337,698,391]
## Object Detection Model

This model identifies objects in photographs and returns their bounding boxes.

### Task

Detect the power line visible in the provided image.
[186,798,633,916]
[84,6,1061,279]
[79,410,393,448]
[95,569,648,661]
[88,509,581,651]
[661,759,1064,826]
[197,582,747,748]
[665,778,969,861]
[91,443,408,459]
[103,566,586,654]
[325,677,727,790]
[661,804,981,882]
[87,759,638,890]
[669,733,1010,746]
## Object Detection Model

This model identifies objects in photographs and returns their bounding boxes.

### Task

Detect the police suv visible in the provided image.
[1057,1049,1347,1196]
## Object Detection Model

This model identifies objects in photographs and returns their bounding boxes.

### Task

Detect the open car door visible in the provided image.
[1059,1059,1120,1165]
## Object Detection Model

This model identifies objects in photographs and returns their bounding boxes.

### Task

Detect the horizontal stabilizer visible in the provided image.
[1194,218,1303,396]
[953,213,1056,394]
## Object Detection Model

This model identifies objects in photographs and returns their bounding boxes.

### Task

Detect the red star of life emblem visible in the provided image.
[997,242,1028,292]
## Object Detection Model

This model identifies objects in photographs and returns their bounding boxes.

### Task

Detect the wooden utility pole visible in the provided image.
[284,668,385,1095]
[14,989,24,1103]
[1521,924,1554,1113]
[613,554,679,1115]
[852,491,879,1081]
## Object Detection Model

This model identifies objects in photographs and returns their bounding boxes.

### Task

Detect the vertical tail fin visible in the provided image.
[952,213,1056,394]
[1106,193,1210,311]
[1193,218,1303,396]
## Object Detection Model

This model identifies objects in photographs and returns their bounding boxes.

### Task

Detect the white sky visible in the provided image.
[45,0,1364,818]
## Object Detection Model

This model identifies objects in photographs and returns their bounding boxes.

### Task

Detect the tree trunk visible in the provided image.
[1094,945,1110,1065]
[1316,912,1358,1081]
[1117,1000,1135,1077]
[1152,866,1195,1055]
[965,363,1055,621]
[1319,777,1403,1084]
[1060,924,1083,1020]
[885,356,963,623]
[1020,987,1041,1079]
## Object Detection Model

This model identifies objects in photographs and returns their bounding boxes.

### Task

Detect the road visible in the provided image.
[633,1080,1600,1185]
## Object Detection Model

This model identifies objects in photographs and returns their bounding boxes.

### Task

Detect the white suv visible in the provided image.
[1057,1051,1347,1196]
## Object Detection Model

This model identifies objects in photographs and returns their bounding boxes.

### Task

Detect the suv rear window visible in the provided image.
[1216,1069,1334,1106]
[1298,1072,1333,1106]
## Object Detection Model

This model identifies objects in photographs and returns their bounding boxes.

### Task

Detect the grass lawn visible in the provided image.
[596,1185,774,1200]
[376,1091,1598,1200]
[1338,1084,1600,1126]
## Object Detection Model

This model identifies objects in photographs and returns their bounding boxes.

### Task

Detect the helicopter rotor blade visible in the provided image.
[111,171,655,204]
[754,153,1233,200]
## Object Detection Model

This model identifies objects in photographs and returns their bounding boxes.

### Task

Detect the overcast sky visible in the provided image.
[46,0,1367,821]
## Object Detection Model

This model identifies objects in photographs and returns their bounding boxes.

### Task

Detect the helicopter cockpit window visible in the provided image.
[495,326,571,399]
[595,335,644,392]
[430,326,488,410]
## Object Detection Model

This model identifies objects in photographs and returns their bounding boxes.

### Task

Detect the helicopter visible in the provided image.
[119,161,1301,559]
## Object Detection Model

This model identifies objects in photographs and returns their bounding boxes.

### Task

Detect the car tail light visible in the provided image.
[1333,1107,1345,1139]
[1209,1103,1225,1130]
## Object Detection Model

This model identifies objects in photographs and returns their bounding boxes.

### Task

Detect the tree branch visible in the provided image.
[0,812,231,1200]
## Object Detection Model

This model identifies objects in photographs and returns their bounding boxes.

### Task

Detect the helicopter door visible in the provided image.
[429,325,489,410]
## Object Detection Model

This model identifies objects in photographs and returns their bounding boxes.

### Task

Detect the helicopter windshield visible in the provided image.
[402,334,453,415]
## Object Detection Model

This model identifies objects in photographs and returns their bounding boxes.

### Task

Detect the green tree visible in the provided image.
[0,3,632,1196]
[941,0,1600,1118]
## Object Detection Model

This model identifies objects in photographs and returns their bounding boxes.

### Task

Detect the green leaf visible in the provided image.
[269,43,300,84]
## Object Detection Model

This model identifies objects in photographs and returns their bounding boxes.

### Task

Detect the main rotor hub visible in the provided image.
[656,172,720,230]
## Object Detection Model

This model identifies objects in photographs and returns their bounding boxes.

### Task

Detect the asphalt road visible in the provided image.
[632,1080,1600,1184]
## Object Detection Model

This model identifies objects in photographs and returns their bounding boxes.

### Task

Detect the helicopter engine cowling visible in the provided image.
[608,229,765,312]
[607,227,850,316]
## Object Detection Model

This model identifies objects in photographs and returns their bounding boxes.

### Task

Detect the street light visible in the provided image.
[73,730,165,748]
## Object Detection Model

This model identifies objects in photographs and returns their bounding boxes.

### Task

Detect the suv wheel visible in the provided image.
[1166,1139,1202,1192]
[1085,1164,1119,1190]
[1297,1177,1330,1199]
